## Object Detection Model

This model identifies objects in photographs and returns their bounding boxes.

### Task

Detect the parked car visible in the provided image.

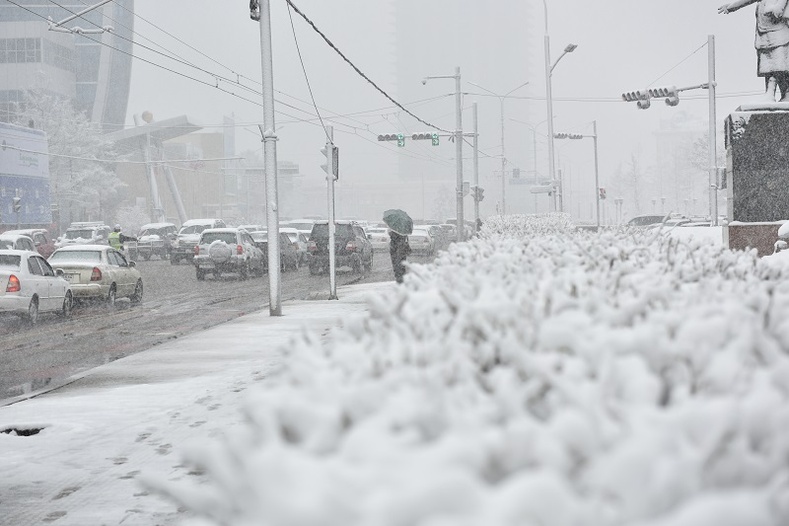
[48,245,143,307]
[193,228,264,280]
[171,218,226,265]
[415,224,447,252]
[367,227,390,250]
[408,228,435,256]
[137,222,178,260]
[0,233,37,252]
[249,231,300,272]
[3,228,56,258]
[307,220,373,275]
[55,222,111,249]
[626,215,667,228]
[280,227,309,264]
[0,249,73,323]
[238,224,265,233]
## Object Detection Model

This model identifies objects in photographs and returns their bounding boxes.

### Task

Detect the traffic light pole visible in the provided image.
[592,120,600,229]
[325,126,338,300]
[473,102,480,231]
[454,67,464,242]
[258,0,282,316]
[708,35,719,226]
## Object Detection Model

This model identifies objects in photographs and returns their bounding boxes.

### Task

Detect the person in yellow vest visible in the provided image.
[108,224,136,251]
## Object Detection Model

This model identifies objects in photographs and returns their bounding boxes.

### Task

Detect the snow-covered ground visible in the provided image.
[141,215,789,526]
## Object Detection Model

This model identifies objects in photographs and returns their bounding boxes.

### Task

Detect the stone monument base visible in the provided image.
[724,222,782,257]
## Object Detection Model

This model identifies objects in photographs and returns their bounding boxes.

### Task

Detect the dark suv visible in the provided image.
[307,221,373,275]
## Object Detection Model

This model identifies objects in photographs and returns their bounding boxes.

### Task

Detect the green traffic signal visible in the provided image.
[431,133,439,146]
[397,133,405,147]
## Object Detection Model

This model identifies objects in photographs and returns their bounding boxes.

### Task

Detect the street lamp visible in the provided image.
[423,67,464,242]
[553,120,601,229]
[468,80,530,216]
[540,0,578,213]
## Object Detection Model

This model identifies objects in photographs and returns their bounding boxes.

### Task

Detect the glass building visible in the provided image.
[0,0,134,131]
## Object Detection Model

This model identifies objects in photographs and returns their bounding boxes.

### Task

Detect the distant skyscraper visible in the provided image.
[0,0,134,131]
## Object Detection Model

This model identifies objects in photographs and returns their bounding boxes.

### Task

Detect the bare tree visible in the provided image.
[13,89,125,228]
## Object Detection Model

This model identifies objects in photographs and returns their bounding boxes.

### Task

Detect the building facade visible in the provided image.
[0,0,134,131]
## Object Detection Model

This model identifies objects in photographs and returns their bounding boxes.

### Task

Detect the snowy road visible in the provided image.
[0,250,416,405]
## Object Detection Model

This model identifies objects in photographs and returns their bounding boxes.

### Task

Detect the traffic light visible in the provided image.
[472,186,485,202]
[599,187,607,200]
[554,132,584,140]
[648,86,680,107]
[377,133,405,146]
[320,143,339,180]
[12,196,21,213]
[621,89,651,110]
[397,133,405,147]
[411,132,440,146]
[432,133,439,146]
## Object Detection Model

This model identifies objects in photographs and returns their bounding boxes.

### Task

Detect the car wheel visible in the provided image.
[106,285,117,308]
[196,268,206,281]
[27,297,39,325]
[61,291,73,318]
[130,279,143,305]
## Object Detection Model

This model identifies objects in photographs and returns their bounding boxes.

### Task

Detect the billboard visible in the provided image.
[0,122,52,227]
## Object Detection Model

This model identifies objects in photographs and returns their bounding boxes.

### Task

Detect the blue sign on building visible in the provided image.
[0,122,51,227]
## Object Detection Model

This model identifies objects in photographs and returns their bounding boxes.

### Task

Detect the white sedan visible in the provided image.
[0,249,73,324]
[367,227,390,250]
[407,228,435,256]
[48,245,143,307]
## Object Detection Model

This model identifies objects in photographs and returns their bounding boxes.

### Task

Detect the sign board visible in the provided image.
[530,185,554,194]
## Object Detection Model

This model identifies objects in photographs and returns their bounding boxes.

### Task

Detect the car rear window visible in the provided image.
[49,251,102,263]
[201,232,237,244]
[0,254,21,269]
[65,229,95,240]
[310,224,353,239]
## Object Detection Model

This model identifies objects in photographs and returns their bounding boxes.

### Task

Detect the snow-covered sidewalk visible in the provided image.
[0,282,389,526]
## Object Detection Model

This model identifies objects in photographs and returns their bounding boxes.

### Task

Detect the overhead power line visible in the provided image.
[284,0,451,134]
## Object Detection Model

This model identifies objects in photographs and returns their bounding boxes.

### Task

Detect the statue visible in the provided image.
[719,0,789,101]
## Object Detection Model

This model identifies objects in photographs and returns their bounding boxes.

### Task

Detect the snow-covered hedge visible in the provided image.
[151,215,789,526]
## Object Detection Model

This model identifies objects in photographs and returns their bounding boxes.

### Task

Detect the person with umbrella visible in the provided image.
[383,209,413,284]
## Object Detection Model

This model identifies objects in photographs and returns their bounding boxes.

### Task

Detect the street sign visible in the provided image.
[530,185,554,194]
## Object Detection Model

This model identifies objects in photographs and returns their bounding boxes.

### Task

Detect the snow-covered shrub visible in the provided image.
[148,215,789,526]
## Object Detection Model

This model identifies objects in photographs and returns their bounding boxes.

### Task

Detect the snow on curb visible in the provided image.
[148,215,789,526]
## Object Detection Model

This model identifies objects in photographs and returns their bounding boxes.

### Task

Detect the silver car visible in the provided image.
[193,228,264,280]
[48,245,143,307]
[0,250,73,324]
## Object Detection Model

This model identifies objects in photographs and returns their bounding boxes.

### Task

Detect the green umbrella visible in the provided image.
[382,209,413,235]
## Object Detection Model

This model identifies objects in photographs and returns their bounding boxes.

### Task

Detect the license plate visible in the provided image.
[65,273,79,283]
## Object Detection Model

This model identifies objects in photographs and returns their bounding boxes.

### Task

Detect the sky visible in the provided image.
[124,1,765,219]
[3,217,789,524]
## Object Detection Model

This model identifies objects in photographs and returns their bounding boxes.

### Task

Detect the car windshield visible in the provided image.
[50,250,102,263]
[65,229,94,240]
[201,232,236,244]
[0,254,21,269]
[140,228,164,237]
[285,233,298,242]
[250,232,267,242]
[627,215,665,226]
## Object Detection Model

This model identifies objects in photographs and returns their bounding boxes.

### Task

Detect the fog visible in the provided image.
[125,0,761,222]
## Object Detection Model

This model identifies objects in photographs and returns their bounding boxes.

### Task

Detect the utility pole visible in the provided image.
[708,34,719,226]
[593,120,601,229]
[454,67,464,242]
[256,0,281,316]
[473,102,480,231]
[323,126,338,300]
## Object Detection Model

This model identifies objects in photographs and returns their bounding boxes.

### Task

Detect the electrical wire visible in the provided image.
[647,41,708,87]
[283,0,451,134]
